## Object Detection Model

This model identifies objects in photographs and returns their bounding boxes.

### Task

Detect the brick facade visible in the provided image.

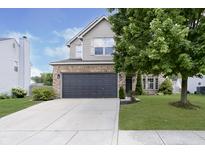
[52,64,164,97]
[52,64,125,97]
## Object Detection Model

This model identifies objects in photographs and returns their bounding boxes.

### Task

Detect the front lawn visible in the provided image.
[0,97,40,118]
[120,95,205,130]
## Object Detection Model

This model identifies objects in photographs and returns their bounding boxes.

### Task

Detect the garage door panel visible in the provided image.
[62,73,117,98]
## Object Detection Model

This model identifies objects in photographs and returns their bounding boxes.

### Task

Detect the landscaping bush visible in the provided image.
[119,86,125,99]
[158,79,173,95]
[11,88,27,98]
[135,72,143,95]
[0,93,10,99]
[32,87,56,101]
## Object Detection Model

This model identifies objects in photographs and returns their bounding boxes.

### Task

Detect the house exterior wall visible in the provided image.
[0,38,30,94]
[19,37,31,92]
[0,39,20,94]
[53,17,169,97]
[173,76,205,93]
[52,64,121,97]
[69,38,82,59]
[69,19,115,61]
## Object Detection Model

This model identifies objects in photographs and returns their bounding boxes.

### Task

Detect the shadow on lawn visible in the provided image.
[169,101,201,110]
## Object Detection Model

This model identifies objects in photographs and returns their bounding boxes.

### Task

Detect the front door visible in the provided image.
[126,76,132,95]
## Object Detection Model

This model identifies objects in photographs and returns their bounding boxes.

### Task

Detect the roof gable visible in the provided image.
[66,16,108,46]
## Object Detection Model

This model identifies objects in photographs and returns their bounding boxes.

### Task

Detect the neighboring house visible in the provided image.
[173,76,205,94]
[0,37,30,94]
[50,16,164,98]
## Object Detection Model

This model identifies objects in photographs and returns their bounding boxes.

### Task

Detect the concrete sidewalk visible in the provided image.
[118,130,205,145]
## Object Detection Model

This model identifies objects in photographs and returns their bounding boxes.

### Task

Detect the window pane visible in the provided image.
[155,78,159,89]
[148,78,154,89]
[105,47,114,55]
[104,38,114,47]
[143,78,146,89]
[94,38,104,47]
[95,47,103,55]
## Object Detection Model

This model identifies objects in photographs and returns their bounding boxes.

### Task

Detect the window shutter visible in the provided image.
[90,39,95,55]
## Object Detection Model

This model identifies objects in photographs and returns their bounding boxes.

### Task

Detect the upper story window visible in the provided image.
[93,38,114,56]
[76,45,83,58]
[14,61,18,72]
[13,43,15,48]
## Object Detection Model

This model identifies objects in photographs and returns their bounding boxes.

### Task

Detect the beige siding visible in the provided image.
[69,19,115,60]
[83,19,115,60]
[69,38,82,59]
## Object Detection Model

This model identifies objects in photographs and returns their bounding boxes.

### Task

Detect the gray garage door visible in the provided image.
[62,73,117,98]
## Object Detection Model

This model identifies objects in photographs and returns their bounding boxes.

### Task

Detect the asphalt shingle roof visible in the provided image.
[0,38,13,41]
[50,58,113,64]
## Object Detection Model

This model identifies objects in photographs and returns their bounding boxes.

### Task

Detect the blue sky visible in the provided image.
[0,8,108,76]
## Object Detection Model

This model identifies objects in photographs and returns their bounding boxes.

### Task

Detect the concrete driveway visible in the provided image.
[0,99,119,145]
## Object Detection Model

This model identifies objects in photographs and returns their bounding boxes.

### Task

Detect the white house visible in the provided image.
[173,76,205,94]
[0,37,30,94]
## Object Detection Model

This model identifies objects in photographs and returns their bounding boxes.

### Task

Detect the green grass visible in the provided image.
[0,97,40,118]
[119,94,205,130]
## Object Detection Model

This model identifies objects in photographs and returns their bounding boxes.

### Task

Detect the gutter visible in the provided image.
[50,61,115,65]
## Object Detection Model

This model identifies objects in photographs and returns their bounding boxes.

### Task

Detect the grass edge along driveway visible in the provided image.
[0,97,40,118]
[119,95,205,130]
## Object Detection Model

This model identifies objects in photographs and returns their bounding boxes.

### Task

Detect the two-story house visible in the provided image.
[0,37,30,94]
[51,16,164,98]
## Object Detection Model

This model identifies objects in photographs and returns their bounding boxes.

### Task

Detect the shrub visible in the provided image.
[135,72,143,95]
[11,88,27,98]
[157,92,164,96]
[32,87,56,101]
[119,86,125,99]
[142,90,147,95]
[158,79,173,95]
[0,93,10,99]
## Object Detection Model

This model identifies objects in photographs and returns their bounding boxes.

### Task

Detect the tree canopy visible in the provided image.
[31,73,53,86]
[109,8,205,104]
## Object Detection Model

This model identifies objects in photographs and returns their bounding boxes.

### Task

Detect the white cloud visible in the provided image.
[31,67,43,77]
[53,27,82,41]
[44,45,68,58]
[2,31,40,43]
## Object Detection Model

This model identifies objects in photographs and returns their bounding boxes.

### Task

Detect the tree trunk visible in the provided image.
[180,77,188,105]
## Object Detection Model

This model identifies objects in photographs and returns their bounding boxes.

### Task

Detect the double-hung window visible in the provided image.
[93,38,114,56]
[143,76,159,90]
[147,77,154,90]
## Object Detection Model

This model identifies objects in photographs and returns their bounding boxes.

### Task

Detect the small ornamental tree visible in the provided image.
[135,72,143,95]
[109,8,205,105]
[119,86,125,99]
